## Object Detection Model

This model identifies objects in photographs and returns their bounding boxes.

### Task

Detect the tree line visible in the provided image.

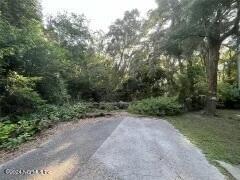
[0,0,239,117]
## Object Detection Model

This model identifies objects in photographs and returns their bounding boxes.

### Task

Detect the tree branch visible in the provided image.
[220,2,240,42]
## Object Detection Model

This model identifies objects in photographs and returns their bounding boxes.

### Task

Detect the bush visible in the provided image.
[218,82,240,108]
[128,97,183,116]
[0,122,17,145]
[0,71,45,115]
[0,120,37,149]
[184,95,206,111]
[37,74,70,105]
[91,102,129,111]
[0,102,92,149]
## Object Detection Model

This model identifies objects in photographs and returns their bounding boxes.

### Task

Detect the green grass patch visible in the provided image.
[166,110,240,165]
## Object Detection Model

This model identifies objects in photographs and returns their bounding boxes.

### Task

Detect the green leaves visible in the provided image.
[0,0,42,28]
[106,9,142,73]
[0,102,101,150]
[0,19,17,61]
[218,82,240,102]
[0,119,36,149]
[129,96,183,116]
[0,71,45,115]
[0,122,17,144]
[47,13,91,50]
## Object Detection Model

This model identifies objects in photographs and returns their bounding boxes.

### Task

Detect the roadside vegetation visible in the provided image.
[128,97,183,116]
[0,102,126,150]
[0,103,89,149]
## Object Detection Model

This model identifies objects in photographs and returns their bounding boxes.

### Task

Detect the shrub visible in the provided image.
[128,96,183,116]
[98,102,129,111]
[37,74,70,105]
[0,120,37,149]
[0,71,45,115]
[218,82,240,108]
[0,102,92,149]
[184,95,206,111]
[37,103,91,124]
[0,101,123,150]
[0,122,17,145]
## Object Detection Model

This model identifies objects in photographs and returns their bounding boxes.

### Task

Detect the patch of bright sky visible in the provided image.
[41,0,157,32]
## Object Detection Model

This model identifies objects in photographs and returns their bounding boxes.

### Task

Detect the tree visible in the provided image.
[0,0,42,27]
[46,12,93,76]
[46,13,117,101]
[155,0,240,115]
[106,9,142,76]
[46,13,91,52]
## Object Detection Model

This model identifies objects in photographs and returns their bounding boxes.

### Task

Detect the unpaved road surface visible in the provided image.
[0,115,225,180]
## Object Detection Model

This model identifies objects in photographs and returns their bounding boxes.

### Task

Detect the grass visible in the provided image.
[166,109,240,165]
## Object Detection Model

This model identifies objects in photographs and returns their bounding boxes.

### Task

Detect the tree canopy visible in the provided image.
[0,0,239,117]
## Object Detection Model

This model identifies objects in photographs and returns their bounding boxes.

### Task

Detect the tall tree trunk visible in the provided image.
[178,57,184,74]
[205,41,220,115]
[187,58,194,94]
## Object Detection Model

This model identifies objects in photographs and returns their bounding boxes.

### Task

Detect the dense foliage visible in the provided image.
[0,102,124,149]
[128,97,183,116]
[0,103,91,149]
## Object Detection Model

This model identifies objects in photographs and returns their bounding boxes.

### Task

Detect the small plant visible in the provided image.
[0,122,17,145]
[128,96,183,116]
[0,119,37,149]
[0,102,99,150]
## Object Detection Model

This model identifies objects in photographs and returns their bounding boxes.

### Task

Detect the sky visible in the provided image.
[41,0,157,32]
